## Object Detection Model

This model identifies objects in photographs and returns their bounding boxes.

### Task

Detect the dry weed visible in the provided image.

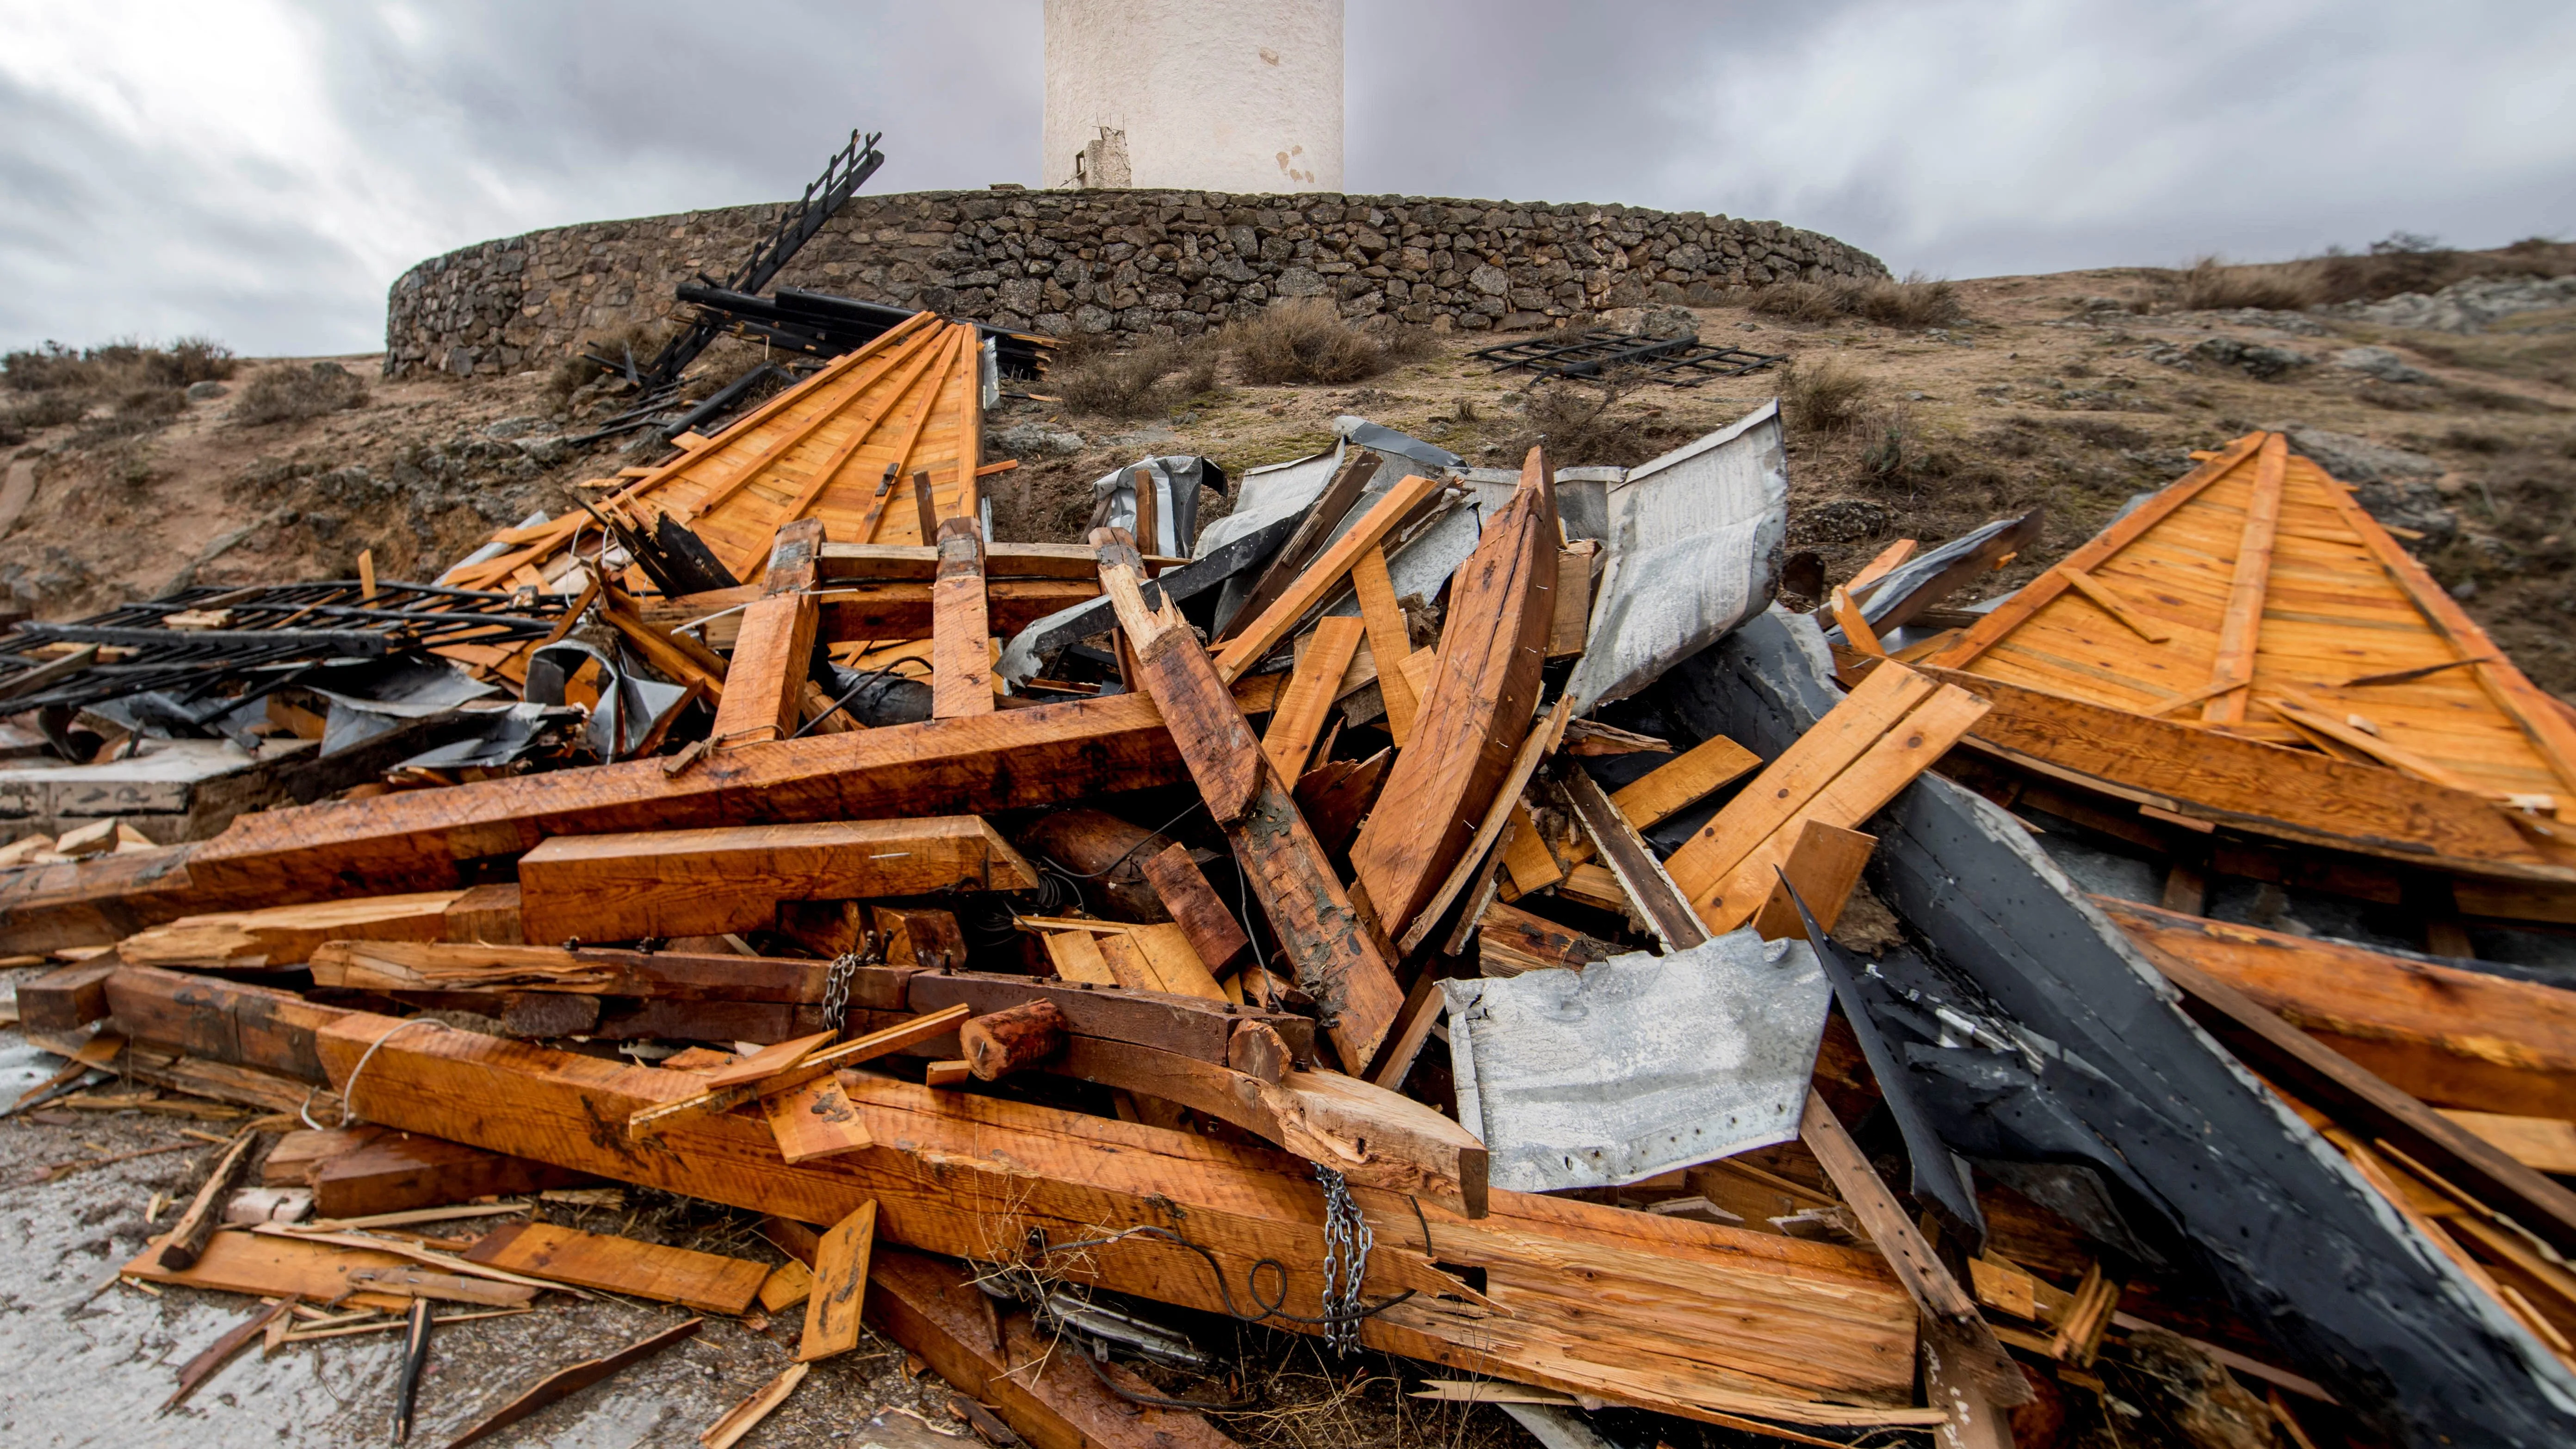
[1225,298,1419,385]
[230,361,368,425]
[1053,337,1218,419]
[2164,257,2322,312]
[3,336,237,394]
[1781,356,1870,434]
[1749,273,1964,329]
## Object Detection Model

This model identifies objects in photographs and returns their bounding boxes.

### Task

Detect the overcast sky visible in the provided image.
[2,0,2570,358]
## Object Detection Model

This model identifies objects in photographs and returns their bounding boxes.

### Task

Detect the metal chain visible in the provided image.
[1314,1163,1373,1355]
[821,953,857,1034]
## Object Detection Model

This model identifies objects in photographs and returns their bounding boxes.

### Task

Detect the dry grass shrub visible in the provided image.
[1517,368,1673,467]
[1224,298,1426,384]
[2158,235,2576,314]
[1781,356,1871,435]
[231,361,368,425]
[3,336,237,394]
[1052,336,1218,419]
[1748,273,1964,329]
[2163,257,2322,312]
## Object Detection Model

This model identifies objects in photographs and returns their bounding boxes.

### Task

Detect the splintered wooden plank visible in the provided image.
[705,1030,834,1091]
[867,1247,1243,1449]
[1099,549,1408,1070]
[1263,616,1366,781]
[126,1228,523,1308]
[120,972,1922,1420]
[1691,683,1987,934]
[2202,432,2289,724]
[1212,472,1445,683]
[1351,450,1557,936]
[1138,843,1252,975]
[1043,929,1118,984]
[709,592,819,746]
[517,818,1037,943]
[1397,697,1573,957]
[116,892,465,970]
[766,1074,877,1163]
[1751,822,1876,941]
[1351,546,1420,744]
[1924,667,2552,867]
[930,517,995,718]
[799,1201,877,1362]
[1662,663,1937,904]
[465,1220,767,1313]
[2096,897,2576,1119]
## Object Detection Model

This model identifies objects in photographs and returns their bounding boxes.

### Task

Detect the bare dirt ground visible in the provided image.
[9,253,2569,688]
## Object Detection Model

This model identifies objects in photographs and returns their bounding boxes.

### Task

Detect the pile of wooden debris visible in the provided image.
[5,310,2574,1449]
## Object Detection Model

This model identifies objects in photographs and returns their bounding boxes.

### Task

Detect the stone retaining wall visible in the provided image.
[384,188,1888,378]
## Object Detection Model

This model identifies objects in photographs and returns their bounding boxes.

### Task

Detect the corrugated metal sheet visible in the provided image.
[1564,402,1789,712]
[1444,927,1829,1194]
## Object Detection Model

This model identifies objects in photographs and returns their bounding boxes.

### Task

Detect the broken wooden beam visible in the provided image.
[1136,842,1253,976]
[2096,897,2576,1119]
[515,817,1036,944]
[1097,544,1409,1071]
[708,593,821,746]
[101,967,1920,1425]
[867,1246,1242,1449]
[1352,449,1557,936]
[930,516,996,718]
[2,692,1189,951]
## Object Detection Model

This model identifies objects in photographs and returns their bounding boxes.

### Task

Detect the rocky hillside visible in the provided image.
[6,240,2572,687]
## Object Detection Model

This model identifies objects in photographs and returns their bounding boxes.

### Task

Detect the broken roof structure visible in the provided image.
[7,346,2576,1449]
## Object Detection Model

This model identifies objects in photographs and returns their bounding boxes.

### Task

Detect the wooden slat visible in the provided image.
[2096,898,2576,1119]
[464,1221,766,1313]
[930,517,995,718]
[1212,472,1444,683]
[1925,666,2555,871]
[1263,616,1365,781]
[1352,547,1420,744]
[2202,432,2288,724]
